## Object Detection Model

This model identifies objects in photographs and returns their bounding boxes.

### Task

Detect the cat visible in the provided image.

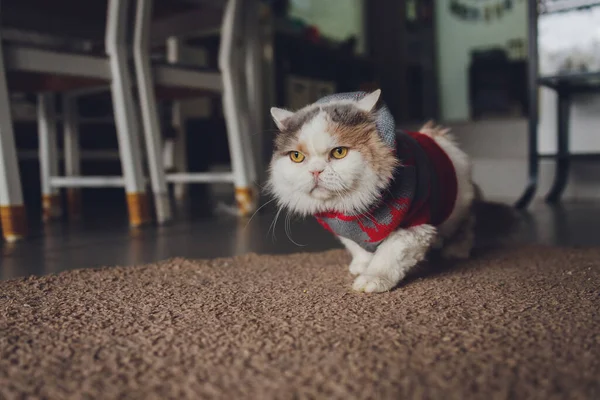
[267,89,475,293]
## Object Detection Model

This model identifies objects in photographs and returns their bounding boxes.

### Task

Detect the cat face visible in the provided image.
[267,90,398,216]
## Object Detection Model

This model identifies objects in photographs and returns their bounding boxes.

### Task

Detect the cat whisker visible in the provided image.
[268,206,284,242]
[284,211,306,247]
[257,181,273,195]
[244,198,277,230]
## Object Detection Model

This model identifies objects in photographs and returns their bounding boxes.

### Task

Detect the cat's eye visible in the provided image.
[331,147,348,159]
[289,151,305,163]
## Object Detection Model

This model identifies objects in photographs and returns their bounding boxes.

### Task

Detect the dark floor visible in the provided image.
[1,197,600,280]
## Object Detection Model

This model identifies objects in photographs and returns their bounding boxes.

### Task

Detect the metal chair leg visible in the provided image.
[515,0,540,209]
[0,38,27,241]
[38,93,62,222]
[243,0,263,183]
[62,94,82,219]
[106,0,151,227]
[546,90,571,203]
[133,0,172,224]
[515,115,539,209]
[166,38,188,204]
[169,101,188,203]
[220,0,258,217]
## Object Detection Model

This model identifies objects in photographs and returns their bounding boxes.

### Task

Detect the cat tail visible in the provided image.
[420,120,482,202]
[419,120,452,138]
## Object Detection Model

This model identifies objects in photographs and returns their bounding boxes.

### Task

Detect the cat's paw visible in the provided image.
[352,274,395,293]
[349,259,369,275]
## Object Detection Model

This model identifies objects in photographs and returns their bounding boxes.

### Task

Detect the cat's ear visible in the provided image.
[356,89,381,112]
[270,107,294,130]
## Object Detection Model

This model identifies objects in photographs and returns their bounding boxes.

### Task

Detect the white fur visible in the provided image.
[353,225,437,293]
[432,133,475,246]
[339,236,373,275]
[268,110,386,217]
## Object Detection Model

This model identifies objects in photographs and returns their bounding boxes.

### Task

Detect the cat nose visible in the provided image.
[310,170,323,178]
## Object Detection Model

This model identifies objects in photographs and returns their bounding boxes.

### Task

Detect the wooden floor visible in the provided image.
[2,196,600,280]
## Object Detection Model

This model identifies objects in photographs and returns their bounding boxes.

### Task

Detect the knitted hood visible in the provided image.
[315,91,396,149]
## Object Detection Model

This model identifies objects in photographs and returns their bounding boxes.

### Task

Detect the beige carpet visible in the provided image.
[1,244,599,399]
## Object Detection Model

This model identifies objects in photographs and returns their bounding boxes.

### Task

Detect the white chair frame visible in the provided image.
[0,37,27,242]
[132,0,260,222]
[0,0,262,241]
[0,0,152,242]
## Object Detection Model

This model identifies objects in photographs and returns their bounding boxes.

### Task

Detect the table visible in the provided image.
[516,0,600,208]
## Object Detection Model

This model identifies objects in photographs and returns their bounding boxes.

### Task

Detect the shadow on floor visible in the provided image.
[2,198,600,280]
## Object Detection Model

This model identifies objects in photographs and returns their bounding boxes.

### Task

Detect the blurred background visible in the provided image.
[1,0,600,276]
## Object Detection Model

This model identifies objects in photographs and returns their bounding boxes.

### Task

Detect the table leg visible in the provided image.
[515,122,540,209]
[515,0,539,209]
[546,90,571,203]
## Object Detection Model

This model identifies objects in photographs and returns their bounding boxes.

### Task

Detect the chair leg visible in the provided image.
[170,102,188,203]
[166,38,188,203]
[219,0,257,217]
[106,0,151,227]
[0,40,27,241]
[62,94,82,219]
[133,0,172,224]
[243,0,264,182]
[38,93,62,222]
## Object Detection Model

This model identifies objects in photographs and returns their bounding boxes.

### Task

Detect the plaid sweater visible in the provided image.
[313,92,457,252]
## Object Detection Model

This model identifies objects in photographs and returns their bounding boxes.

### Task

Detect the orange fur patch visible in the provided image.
[329,120,398,180]
[297,142,308,155]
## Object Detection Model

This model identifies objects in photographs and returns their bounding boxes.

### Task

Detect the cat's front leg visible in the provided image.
[339,236,374,275]
[353,225,437,293]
